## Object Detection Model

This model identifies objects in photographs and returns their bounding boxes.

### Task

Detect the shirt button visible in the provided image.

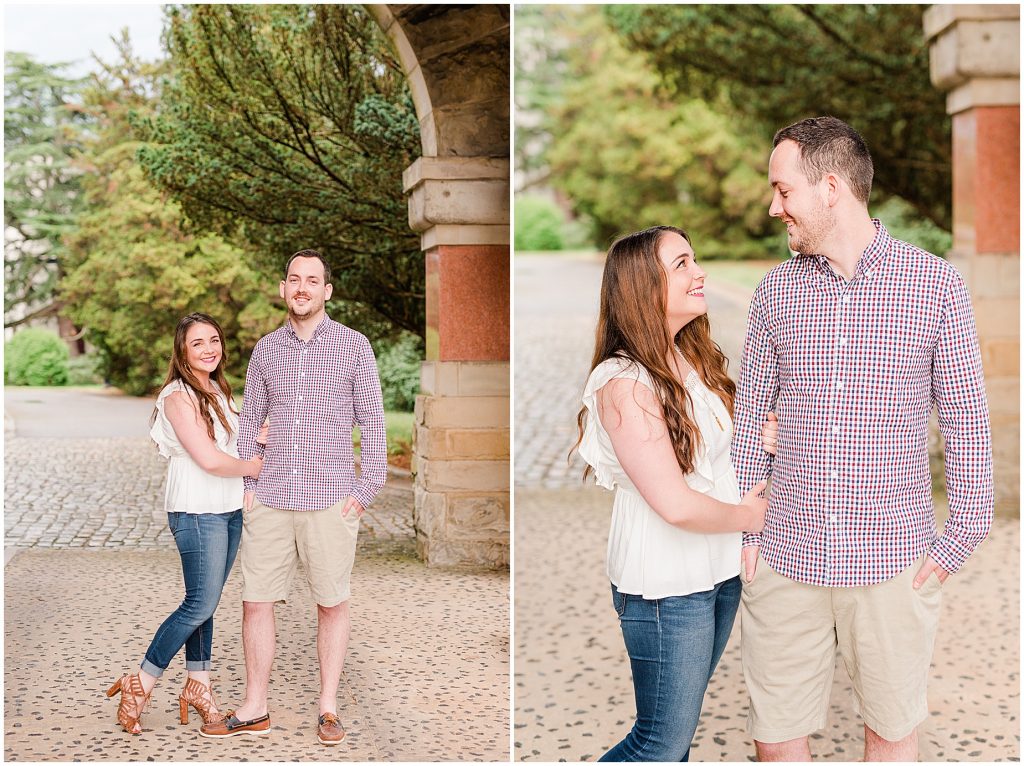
[293,444,298,449]
[830,514,837,523]
[838,337,847,346]
[832,425,840,434]
[294,419,299,424]
[831,470,838,479]
[301,373,306,377]
[843,296,850,304]
[292,469,297,474]
[297,395,303,401]
[836,381,844,390]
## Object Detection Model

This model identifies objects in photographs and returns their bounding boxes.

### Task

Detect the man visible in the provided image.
[731,117,993,762]
[200,249,387,744]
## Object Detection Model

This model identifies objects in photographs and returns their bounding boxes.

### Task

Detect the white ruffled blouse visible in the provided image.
[579,356,741,599]
[150,381,243,514]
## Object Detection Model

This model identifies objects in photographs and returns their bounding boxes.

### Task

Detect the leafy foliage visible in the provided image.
[374,332,423,412]
[135,4,425,338]
[544,8,779,257]
[514,195,564,251]
[606,4,952,229]
[61,37,279,395]
[5,327,69,385]
[4,53,88,327]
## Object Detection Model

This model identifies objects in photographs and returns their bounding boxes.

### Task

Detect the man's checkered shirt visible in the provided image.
[732,220,993,587]
[239,316,387,512]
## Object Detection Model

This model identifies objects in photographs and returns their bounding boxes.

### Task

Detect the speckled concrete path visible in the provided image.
[4,387,510,761]
[514,487,1019,762]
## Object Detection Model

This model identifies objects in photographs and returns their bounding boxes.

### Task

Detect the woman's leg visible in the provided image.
[599,584,717,762]
[709,576,742,675]
[141,513,227,679]
[182,512,239,675]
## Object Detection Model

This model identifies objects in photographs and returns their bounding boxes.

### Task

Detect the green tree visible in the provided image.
[606,4,952,229]
[62,35,278,395]
[135,4,424,339]
[4,53,88,330]
[545,7,778,257]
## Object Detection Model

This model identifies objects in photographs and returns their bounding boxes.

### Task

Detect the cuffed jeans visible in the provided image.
[600,576,742,762]
[140,510,242,677]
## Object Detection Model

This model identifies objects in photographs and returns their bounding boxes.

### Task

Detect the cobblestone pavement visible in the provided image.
[513,254,750,490]
[4,387,509,761]
[515,488,1019,762]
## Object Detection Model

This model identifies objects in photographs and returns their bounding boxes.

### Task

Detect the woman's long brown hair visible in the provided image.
[151,313,237,441]
[570,226,735,480]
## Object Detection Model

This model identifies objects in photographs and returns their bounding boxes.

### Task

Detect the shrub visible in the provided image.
[515,194,565,251]
[375,332,423,412]
[4,328,70,386]
[66,353,104,385]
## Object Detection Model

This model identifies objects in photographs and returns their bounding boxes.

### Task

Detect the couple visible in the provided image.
[576,117,993,762]
[106,249,387,746]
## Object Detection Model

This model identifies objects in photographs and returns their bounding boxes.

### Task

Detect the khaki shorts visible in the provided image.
[740,552,942,743]
[240,499,360,607]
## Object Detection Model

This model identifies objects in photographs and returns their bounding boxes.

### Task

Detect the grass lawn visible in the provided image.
[701,258,786,291]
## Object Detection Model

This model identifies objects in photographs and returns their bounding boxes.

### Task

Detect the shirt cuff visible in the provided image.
[351,483,377,512]
[742,533,762,548]
[928,532,974,575]
[243,477,257,493]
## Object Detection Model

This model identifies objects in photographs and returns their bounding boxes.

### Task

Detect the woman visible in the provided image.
[572,226,768,761]
[106,313,265,735]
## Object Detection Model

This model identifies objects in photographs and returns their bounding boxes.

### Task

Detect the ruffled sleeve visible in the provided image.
[149,382,188,459]
[579,357,652,490]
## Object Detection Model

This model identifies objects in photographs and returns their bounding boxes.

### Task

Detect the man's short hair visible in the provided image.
[284,249,331,283]
[773,116,874,205]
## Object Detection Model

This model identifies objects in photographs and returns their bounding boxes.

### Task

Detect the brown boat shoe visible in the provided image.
[199,711,271,738]
[317,712,346,745]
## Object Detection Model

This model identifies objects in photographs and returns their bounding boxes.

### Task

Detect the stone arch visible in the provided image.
[367,4,510,567]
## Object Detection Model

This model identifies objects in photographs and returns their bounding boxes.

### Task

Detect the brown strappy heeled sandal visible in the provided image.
[106,673,150,735]
[179,677,225,725]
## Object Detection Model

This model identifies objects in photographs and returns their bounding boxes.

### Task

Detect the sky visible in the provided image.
[3,3,166,78]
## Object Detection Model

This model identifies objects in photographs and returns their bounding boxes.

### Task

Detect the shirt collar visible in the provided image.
[803,218,891,283]
[284,314,331,343]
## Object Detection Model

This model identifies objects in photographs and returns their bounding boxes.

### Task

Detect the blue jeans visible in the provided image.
[600,577,742,762]
[140,511,242,677]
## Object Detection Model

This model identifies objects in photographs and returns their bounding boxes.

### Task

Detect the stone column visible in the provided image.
[403,157,510,567]
[924,5,1020,512]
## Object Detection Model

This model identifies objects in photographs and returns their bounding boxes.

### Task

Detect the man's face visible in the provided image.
[280,256,333,320]
[768,139,835,255]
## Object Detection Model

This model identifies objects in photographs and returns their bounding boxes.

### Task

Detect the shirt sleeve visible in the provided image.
[351,337,387,510]
[929,271,994,573]
[239,349,269,494]
[730,287,779,549]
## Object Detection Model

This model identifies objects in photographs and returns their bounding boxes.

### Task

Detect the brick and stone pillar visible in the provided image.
[403,157,510,567]
[924,5,1020,512]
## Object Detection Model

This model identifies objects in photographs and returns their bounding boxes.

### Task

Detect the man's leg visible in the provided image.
[864,724,917,761]
[317,600,351,715]
[233,600,276,720]
[755,737,812,762]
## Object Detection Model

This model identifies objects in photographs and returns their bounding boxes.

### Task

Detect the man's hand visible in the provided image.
[742,546,759,583]
[243,490,256,513]
[912,555,950,589]
[341,495,364,518]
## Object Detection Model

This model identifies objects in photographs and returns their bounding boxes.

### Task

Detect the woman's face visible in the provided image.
[658,232,707,331]
[183,322,223,376]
